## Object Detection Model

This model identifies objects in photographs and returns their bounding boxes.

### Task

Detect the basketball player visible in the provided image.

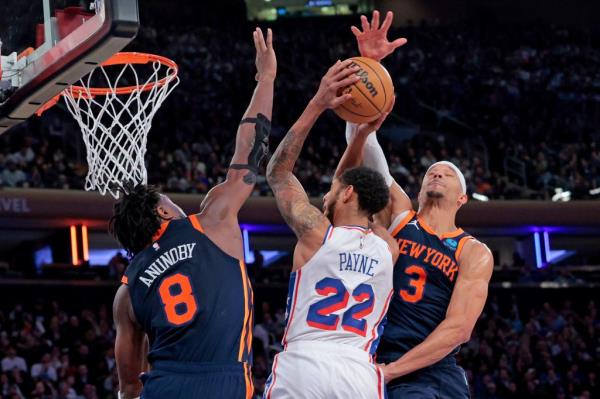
[110,28,276,399]
[335,11,494,398]
[264,59,400,399]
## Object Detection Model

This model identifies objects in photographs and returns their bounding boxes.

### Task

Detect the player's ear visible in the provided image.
[342,185,354,203]
[457,193,468,208]
[156,205,171,220]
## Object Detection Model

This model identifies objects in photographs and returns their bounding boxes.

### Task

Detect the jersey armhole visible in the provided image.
[188,214,205,233]
[322,225,334,244]
[388,210,416,236]
[455,236,475,262]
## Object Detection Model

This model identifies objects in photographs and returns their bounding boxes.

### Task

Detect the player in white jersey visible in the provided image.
[265,60,399,399]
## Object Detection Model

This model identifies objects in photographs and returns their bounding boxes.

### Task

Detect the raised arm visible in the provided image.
[199,28,276,224]
[381,240,493,382]
[114,285,146,399]
[267,60,358,266]
[340,10,411,228]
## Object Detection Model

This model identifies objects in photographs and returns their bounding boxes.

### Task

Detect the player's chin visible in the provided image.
[426,190,445,199]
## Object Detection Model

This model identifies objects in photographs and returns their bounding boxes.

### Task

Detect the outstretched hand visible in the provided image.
[253,27,276,82]
[351,10,407,62]
[311,59,360,110]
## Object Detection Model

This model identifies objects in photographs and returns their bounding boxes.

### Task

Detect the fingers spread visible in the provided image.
[360,15,370,32]
[266,28,273,48]
[381,11,393,32]
[391,38,408,49]
[350,25,362,37]
[371,10,380,30]
[256,28,267,52]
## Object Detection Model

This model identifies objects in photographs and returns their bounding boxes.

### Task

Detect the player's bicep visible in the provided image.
[113,285,145,394]
[199,168,254,221]
[446,241,493,336]
[271,174,329,241]
[390,182,412,219]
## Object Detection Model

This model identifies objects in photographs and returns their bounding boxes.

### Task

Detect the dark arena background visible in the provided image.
[1,0,599,398]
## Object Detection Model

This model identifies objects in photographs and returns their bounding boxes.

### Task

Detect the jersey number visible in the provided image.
[158,273,198,325]
[306,277,375,337]
[399,265,427,303]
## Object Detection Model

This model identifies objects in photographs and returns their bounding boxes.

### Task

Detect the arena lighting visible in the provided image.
[472,193,489,201]
[533,231,543,268]
[532,231,575,268]
[590,187,600,196]
[552,188,571,202]
[243,228,254,264]
[70,225,79,266]
[81,225,89,262]
[240,223,291,234]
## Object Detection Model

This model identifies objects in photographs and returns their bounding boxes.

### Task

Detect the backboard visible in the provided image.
[0,0,139,135]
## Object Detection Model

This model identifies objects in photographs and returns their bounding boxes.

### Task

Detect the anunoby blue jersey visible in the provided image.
[377,210,473,361]
[122,214,253,368]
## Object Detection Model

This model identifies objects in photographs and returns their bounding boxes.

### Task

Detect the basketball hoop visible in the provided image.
[38,52,179,199]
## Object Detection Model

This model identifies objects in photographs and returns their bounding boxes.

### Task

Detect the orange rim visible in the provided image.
[35,52,178,116]
[69,52,178,96]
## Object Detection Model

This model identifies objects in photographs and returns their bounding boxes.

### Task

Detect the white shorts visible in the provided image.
[264,341,385,399]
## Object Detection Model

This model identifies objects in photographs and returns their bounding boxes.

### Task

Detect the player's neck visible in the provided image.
[417,205,458,236]
[332,210,369,229]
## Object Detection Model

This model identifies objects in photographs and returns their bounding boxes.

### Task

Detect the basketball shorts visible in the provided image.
[140,360,253,399]
[264,341,385,399]
[378,354,469,399]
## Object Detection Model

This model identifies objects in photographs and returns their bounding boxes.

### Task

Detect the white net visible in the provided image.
[62,53,179,199]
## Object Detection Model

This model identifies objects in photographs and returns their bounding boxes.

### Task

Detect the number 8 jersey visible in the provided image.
[281,225,395,356]
[121,214,254,366]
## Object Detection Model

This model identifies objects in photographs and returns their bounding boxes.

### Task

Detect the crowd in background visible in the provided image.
[1,18,600,199]
[1,292,595,399]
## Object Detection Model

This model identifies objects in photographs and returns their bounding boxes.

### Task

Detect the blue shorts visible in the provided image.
[140,361,252,399]
[378,355,470,399]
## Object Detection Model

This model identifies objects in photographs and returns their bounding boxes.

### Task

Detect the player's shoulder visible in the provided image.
[387,209,417,236]
[459,237,493,266]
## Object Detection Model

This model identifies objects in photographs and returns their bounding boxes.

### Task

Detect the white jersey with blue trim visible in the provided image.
[281,225,395,356]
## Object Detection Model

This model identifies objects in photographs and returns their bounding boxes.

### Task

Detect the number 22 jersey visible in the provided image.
[377,210,473,360]
[281,225,395,355]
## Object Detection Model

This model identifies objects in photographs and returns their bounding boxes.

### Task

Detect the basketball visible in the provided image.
[333,56,394,124]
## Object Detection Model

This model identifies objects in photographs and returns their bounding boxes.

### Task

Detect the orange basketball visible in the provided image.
[334,57,394,124]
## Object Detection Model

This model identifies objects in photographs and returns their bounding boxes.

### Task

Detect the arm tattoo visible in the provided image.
[267,128,327,238]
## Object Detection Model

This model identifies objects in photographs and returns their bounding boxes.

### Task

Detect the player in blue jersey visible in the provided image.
[337,11,494,398]
[109,28,276,399]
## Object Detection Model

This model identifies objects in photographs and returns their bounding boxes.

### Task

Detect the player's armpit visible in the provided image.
[113,285,145,399]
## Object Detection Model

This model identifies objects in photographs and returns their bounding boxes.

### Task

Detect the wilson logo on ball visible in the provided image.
[334,57,394,124]
[349,61,378,97]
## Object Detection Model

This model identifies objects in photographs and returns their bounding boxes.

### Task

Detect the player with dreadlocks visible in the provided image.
[110,28,276,399]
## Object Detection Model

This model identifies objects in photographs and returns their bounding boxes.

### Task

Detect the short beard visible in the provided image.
[325,200,337,224]
[426,190,444,199]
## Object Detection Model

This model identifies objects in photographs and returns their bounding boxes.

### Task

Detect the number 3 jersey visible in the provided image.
[121,214,253,365]
[281,225,395,356]
[377,210,473,360]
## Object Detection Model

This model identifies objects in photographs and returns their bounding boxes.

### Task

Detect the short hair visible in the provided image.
[109,184,161,257]
[339,167,390,216]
